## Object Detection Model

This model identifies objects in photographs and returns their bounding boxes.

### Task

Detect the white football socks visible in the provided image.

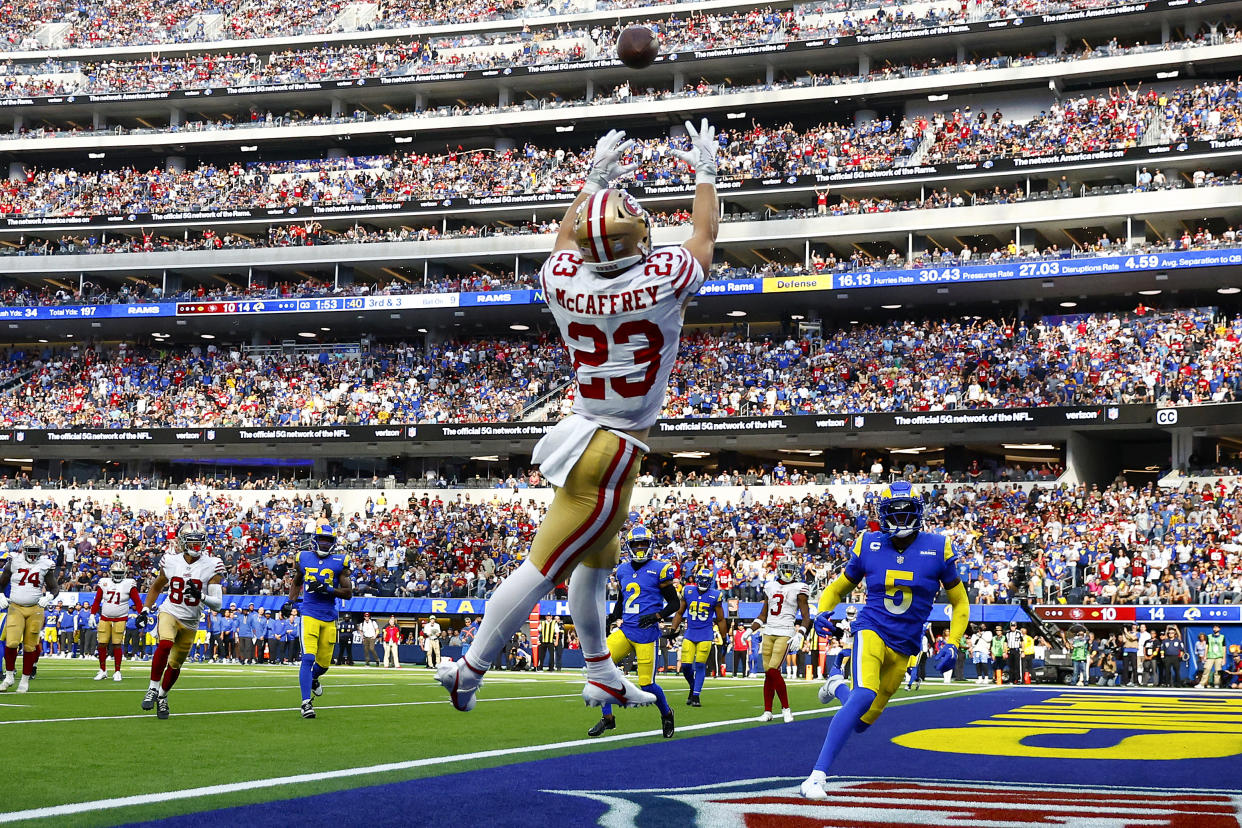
[568,564,611,670]
[465,560,553,673]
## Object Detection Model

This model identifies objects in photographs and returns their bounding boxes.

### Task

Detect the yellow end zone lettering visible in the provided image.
[895,695,1242,760]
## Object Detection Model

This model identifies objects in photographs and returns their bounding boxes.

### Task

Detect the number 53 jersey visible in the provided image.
[539,244,705,432]
[844,531,961,657]
[158,552,226,627]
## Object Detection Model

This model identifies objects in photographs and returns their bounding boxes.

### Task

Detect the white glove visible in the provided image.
[0,594,8,611]
[582,129,638,194]
[671,118,718,185]
[37,593,55,609]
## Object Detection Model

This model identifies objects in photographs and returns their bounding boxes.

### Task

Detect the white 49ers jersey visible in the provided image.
[540,245,706,431]
[6,555,55,606]
[158,552,225,626]
[761,579,810,637]
[97,577,139,621]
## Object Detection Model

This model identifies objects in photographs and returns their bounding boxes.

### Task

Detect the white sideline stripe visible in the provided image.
[5,682,394,696]
[0,686,982,824]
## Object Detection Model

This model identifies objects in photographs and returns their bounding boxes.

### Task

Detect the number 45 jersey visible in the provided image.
[158,551,226,627]
[845,531,960,657]
[539,242,705,432]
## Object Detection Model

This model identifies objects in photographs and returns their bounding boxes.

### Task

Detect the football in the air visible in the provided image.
[617,25,659,69]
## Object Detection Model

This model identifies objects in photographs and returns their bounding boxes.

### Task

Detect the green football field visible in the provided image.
[0,659,990,827]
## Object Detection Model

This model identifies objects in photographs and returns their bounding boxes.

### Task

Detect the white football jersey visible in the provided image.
[97,577,139,621]
[6,555,55,606]
[761,578,810,637]
[157,552,226,626]
[540,244,706,431]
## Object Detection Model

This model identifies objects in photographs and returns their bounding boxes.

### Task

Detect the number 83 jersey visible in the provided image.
[844,531,961,657]
[540,245,706,431]
[158,551,226,627]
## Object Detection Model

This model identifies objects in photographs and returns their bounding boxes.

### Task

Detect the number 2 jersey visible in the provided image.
[843,530,960,656]
[158,551,226,628]
[616,558,675,644]
[539,244,706,431]
[761,579,810,638]
[6,554,56,606]
[681,583,722,643]
[298,547,350,622]
[93,577,142,622]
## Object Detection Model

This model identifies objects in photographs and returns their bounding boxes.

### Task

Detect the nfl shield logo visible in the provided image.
[545,777,1242,827]
[1107,407,1119,420]
[853,416,865,428]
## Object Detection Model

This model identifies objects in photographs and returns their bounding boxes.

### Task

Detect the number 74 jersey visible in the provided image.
[540,245,705,431]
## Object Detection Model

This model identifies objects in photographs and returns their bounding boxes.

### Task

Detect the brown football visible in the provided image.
[617,25,659,69]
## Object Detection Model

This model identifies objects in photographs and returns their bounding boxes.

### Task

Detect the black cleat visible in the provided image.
[301,700,316,719]
[689,695,702,707]
[141,687,158,711]
[686,691,694,706]
[156,694,170,719]
[311,678,323,698]
[661,709,675,739]
[587,716,615,738]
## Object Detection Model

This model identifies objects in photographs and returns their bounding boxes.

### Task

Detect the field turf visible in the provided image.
[0,658,979,827]
[6,661,1238,827]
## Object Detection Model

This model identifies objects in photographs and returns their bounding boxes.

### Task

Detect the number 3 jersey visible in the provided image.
[158,551,226,627]
[5,555,55,606]
[844,530,960,656]
[761,579,810,638]
[539,245,706,432]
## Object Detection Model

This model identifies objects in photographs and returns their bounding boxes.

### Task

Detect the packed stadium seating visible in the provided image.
[0,307,1237,431]
[19,475,1241,607]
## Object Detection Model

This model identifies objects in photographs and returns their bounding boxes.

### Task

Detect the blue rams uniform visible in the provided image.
[680,583,722,663]
[831,529,960,725]
[298,548,350,668]
[606,558,674,686]
[842,530,959,657]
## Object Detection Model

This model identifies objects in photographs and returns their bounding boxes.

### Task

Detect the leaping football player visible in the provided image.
[288,526,353,719]
[587,526,680,738]
[436,120,718,715]
[753,560,812,723]
[667,564,726,706]
[91,560,143,682]
[140,524,226,719]
[802,482,969,799]
[0,539,58,693]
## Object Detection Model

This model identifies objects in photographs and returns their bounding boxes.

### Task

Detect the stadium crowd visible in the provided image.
[5,27,1235,146]
[4,79,1242,219]
[0,0,1157,54]
[0,306,1238,430]
[5,476,1240,615]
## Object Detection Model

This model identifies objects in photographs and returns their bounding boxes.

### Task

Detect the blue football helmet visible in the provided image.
[309,524,338,558]
[625,525,653,564]
[695,565,716,590]
[878,482,923,539]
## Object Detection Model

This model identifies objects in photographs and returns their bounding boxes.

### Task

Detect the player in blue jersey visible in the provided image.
[667,564,726,707]
[801,482,970,799]
[287,525,353,720]
[587,527,680,739]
